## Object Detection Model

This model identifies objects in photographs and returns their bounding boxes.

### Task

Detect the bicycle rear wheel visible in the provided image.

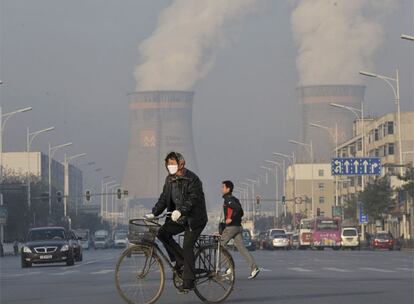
[115,244,165,304]
[194,245,235,303]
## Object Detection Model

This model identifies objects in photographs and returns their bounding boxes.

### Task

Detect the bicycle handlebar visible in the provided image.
[129,212,172,226]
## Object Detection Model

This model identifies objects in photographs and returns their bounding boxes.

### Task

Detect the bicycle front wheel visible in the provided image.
[194,244,235,303]
[115,244,165,304]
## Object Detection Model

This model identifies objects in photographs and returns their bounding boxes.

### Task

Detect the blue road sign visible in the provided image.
[359,203,368,224]
[331,157,381,176]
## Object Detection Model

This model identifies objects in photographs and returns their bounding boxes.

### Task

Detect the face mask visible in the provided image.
[167,165,179,175]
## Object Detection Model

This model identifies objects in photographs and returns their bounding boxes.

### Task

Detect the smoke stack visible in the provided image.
[122,91,198,203]
[298,84,365,162]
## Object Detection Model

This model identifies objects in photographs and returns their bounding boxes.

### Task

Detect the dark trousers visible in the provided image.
[157,219,204,281]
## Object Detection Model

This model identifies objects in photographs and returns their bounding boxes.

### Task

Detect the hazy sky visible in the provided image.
[1,0,413,208]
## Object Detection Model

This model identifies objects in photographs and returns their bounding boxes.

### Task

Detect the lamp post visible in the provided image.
[48,142,72,214]
[310,122,339,207]
[234,186,248,215]
[104,180,117,219]
[261,165,279,226]
[246,178,259,229]
[101,176,111,217]
[240,182,252,222]
[401,34,414,41]
[27,126,55,212]
[289,140,314,218]
[360,69,403,177]
[108,183,120,227]
[63,153,86,218]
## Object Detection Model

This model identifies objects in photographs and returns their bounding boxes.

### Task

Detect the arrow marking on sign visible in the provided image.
[363,160,368,173]
[353,160,359,172]
[344,160,350,173]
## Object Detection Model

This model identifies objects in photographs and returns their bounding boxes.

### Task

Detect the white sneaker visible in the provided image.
[248,267,260,279]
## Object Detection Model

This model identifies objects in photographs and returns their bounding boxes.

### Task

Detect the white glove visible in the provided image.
[171,210,181,222]
[144,213,155,220]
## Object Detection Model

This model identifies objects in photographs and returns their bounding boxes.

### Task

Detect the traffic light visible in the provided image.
[56,191,63,203]
[117,188,122,200]
[85,190,91,202]
[282,195,286,205]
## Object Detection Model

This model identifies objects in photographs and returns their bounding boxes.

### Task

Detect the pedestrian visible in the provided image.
[13,240,19,256]
[220,180,260,279]
[145,152,208,292]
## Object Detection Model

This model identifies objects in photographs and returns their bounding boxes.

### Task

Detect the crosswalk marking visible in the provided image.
[288,267,312,272]
[90,269,114,275]
[396,267,414,272]
[323,267,352,273]
[360,267,396,273]
[52,270,79,276]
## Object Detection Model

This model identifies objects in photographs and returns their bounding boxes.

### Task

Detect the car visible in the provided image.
[262,229,287,250]
[341,227,360,250]
[113,231,128,248]
[241,229,256,251]
[271,234,291,250]
[21,227,76,268]
[68,230,83,261]
[371,232,395,250]
[291,234,300,249]
[75,229,91,250]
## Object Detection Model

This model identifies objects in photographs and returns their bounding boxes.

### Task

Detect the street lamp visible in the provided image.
[27,126,55,210]
[246,177,259,229]
[289,140,314,218]
[48,142,72,214]
[359,69,403,176]
[261,165,280,224]
[63,153,86,218]
[401,34,414,41]
[240,182,252,221]
[109,183,120,226]
[101,176,111,217]
[104,180,117,219]
[310,122,339,207]
[265,160,286,216]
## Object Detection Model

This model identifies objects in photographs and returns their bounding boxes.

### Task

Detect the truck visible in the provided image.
[94,230,109,249]
[113,230,128,248]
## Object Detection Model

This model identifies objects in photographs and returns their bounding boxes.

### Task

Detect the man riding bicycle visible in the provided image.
[146,152,208,292]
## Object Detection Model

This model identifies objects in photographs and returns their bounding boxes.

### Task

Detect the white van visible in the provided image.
[341,227,360,249]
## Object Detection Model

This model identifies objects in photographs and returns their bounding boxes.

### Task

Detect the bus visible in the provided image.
[311,218,341,250]
[298,218,312,249]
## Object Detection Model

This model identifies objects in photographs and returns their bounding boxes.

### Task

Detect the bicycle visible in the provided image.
[115,214,235,304]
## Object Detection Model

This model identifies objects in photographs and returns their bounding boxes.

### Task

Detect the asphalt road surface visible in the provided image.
[1,248,413,304]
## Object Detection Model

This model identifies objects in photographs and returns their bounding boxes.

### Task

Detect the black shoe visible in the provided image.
[173,263,184,275]
[178,280,195,294]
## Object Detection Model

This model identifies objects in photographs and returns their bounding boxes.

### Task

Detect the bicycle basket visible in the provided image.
[178,234,220,248]
[128,219,160,244]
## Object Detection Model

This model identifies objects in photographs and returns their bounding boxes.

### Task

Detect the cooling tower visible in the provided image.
[122,91,198,204]
[298,85,365,162]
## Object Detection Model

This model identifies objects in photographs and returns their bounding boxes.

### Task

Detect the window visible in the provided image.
[320,211,325,218]
[349,177,355,187]
[388,143,395,155]
[319,197,325,204]
[387,121,394,135]
[349,145,356,156]
[341,149,347,157]
[378,125,383,140]
[357,176,362,187]
[318,183,324,191]
[374,129,379,141]
[374,149,379,157]
[357,139,362,152]
[318,169,324,177]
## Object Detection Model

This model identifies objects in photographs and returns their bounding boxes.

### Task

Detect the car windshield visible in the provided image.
[271,230,285,236]
[376,233,391,240]
[300,221,312,230]
[115,233,127,239]
[343,229,357,236]
[28,229,66,241]
[242,230,251,240]
[316,220,339,231]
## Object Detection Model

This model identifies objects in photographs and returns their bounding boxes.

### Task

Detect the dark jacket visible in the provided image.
[152,169,208,230]
[223,193,244,227]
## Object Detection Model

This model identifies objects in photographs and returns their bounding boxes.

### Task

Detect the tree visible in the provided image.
[343,196,358,221]
[397,167,414,200]
[358,176,393,220]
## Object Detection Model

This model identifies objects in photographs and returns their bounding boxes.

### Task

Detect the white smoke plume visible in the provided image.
[291,0,395,85]
[135,0,256,91]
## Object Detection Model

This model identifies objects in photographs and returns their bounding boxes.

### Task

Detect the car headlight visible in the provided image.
[23,246,32,253]
[60,245,69,252]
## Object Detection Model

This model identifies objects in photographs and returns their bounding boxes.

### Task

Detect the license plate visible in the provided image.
[40,255,53,259]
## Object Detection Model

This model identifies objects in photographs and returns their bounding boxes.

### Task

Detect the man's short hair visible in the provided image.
[222,180,234,193]
[165,151,185,164]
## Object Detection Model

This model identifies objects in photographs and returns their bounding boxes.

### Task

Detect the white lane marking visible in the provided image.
[288,267,313,272]
[52,270,79,276]
[259,267,272,272]
[360,267,396,273]
[2,271,43,278]
[90,269,114,275]
[323,267,352,273]
[396,267,414,272]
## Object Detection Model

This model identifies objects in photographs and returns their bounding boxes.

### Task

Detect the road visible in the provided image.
[1,248,413,304]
